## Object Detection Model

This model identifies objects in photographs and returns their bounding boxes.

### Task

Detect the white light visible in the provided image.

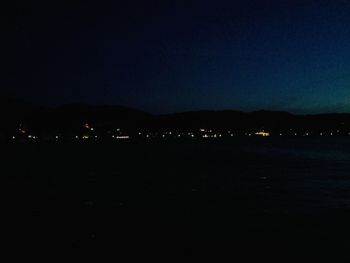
[255,131,270,137]
[55,136,59,139]
[90,128,94,131]
[116,136,130,139]
[12,136,15,140]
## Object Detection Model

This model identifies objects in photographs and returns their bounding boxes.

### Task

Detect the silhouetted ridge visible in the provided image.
[2,97,350,137]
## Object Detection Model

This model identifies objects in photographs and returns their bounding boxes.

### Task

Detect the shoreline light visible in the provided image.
[116,136,130,139]
[255,131,270,137]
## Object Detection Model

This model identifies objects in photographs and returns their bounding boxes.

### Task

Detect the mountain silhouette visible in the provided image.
[1,97,350,136]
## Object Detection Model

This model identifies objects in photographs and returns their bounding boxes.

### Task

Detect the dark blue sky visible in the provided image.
[3,0,350,113]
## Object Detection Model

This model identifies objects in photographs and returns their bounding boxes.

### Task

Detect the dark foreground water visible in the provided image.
[3,138,350,260]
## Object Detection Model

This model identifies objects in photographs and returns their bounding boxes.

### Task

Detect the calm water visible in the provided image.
[4,137,350,259]
[4,137,350,216]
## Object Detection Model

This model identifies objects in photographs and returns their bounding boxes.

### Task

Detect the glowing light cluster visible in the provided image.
[255,131,270,137]
[116,136,130,139]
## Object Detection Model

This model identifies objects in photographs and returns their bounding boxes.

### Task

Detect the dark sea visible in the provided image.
[3,138,350,260]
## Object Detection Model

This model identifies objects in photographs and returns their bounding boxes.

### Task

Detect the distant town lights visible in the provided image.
[6,123,350,143]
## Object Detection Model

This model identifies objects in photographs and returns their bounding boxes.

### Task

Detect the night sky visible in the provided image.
[3,0,350,113]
